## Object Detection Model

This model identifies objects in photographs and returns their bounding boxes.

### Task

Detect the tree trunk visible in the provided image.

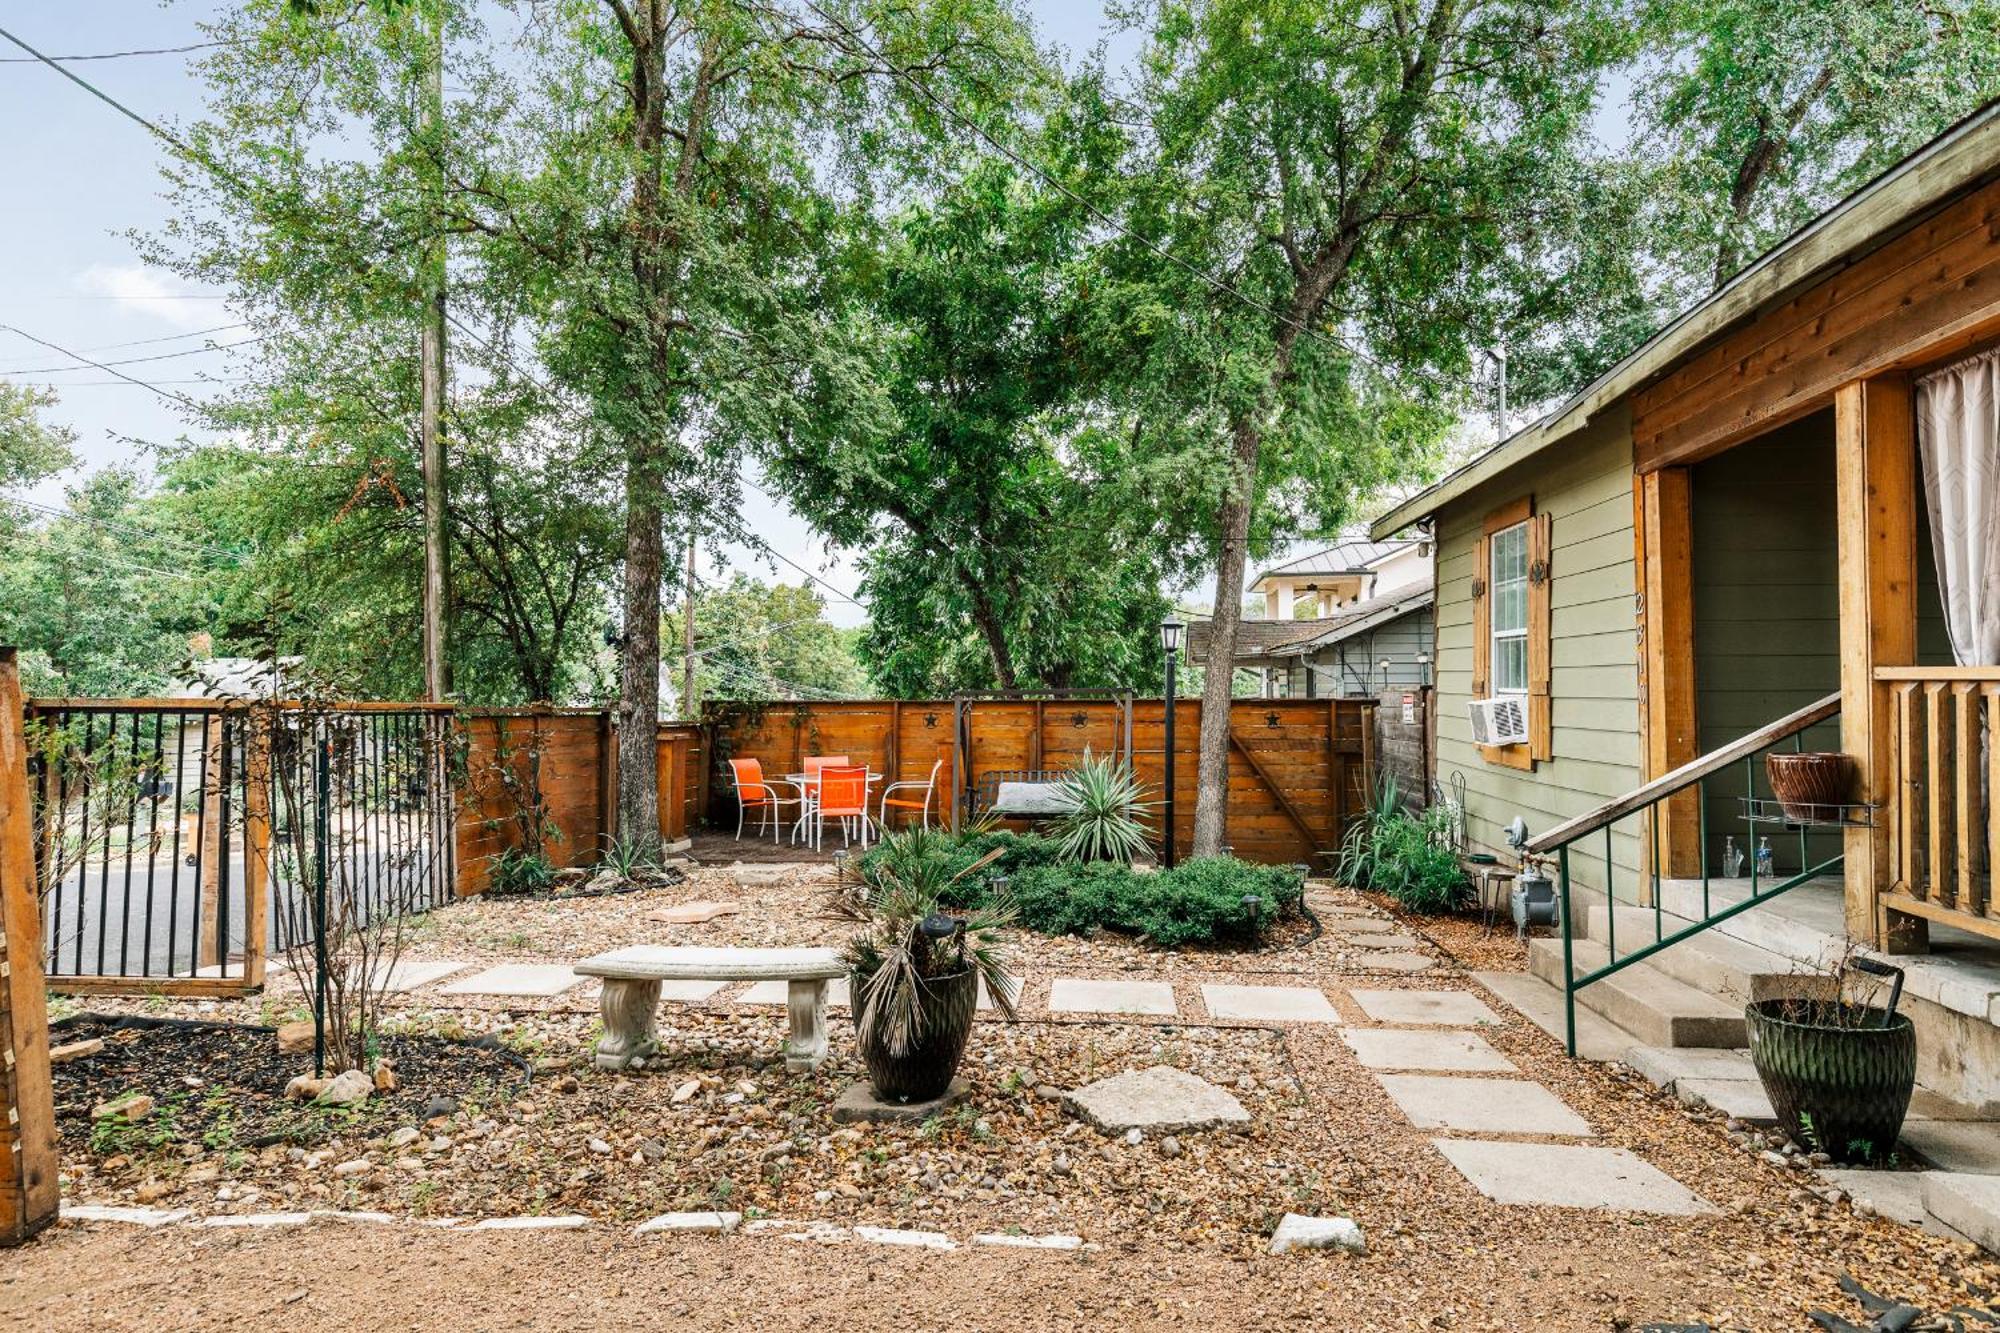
[616,445,664,855]
[964,576,1020,690]
[1190,416,1262,857]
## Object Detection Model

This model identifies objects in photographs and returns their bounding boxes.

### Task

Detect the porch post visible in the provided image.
[1835,375,1925,951]
[1634,468,1701,882]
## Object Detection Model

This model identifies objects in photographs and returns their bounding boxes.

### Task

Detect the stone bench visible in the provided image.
[573,946,846,1074]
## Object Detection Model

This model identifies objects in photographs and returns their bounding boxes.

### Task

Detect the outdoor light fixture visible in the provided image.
[833,848,849,886]
[990,873,1011,899]
[1159,618,1185,870]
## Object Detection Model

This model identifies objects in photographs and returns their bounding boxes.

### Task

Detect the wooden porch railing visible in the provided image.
[1878,666,2000,941]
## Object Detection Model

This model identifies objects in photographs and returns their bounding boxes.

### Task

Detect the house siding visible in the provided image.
[1435,406,1640,895]
[1283,607,1435,698]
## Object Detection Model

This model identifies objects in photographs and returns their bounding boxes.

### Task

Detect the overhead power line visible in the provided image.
[0,333,270,376]
[0,323,204,410]
[0,39,231,64]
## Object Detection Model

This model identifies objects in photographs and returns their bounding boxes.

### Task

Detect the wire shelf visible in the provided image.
[1738,796,1876,829]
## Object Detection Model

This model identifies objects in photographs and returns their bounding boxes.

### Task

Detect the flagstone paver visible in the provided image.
[1063,1065,1250,1135]
[1349,951,1435,974]
[373,958,473,992]
[1376,1074,1593,1136]
[1336,931,1423,950]
[1431,1139,1714,1215]
[634,1211,741,1235]
[740,977,851,1006]
[1200,984,1341,1024]
[1349,988,1500,1026]
[1341,1028,1517,1073]
[647,900,743,924]
[1047,978,1178,1017]
[439,964,582,998]
[1268,1213,1367,1255]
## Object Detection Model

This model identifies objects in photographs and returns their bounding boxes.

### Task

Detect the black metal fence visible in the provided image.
[25,700,455,988]
[266,707,457,958]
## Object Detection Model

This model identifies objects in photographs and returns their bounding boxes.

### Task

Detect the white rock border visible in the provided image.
[57,1201,1091,1253]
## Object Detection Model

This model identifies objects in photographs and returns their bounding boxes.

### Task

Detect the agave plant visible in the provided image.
[1049,750,1155,864]
[823,829,1020,1058]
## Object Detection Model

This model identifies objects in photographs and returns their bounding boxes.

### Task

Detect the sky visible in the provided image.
[0,5,1614,633]
[0,2,1148,630]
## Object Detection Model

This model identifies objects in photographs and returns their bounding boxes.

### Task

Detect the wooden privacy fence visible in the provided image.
[703,697,1376,866]
[453,711,706,895]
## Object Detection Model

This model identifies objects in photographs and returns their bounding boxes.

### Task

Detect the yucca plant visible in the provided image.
[823,829,1020,1072]
[1049,750,1156,864]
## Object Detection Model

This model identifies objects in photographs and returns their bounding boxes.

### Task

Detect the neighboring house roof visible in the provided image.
[169,656,299,700]
[1251,536,1416,585]
[1371,98,2000,539]
[1189,578,1434,663]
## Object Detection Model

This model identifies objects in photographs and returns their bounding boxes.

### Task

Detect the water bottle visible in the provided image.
[1755,836,1774,880]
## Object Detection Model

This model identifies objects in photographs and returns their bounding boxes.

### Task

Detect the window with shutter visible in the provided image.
[1475,497,1548,769]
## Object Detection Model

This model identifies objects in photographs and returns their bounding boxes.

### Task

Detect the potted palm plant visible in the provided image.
[824,831,1020,1103]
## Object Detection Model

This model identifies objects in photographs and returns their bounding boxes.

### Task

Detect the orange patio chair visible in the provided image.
[727,758,804,843]
[811,764,873,851]
[878,755,946,831]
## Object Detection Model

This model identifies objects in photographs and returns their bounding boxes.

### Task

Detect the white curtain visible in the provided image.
[1916,348,2000,666]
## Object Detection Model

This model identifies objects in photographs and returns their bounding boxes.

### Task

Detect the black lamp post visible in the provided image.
[1159,617,1184,869]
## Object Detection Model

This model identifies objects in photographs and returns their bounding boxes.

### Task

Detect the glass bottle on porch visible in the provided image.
[1755,836,1774,880]
[1722,835,1744,878]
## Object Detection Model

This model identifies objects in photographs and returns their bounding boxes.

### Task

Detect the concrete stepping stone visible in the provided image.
[729,863,791,888]
[1342,1028,1516,1073]
[470,1215,592,1230]
[1377,1074,1592,1136]
[62,1205,189,1227]
[1063,1065,1249,1135]
[1350,989,1499,1026]
[1047,978,1177,1017]
[659,980,728,1003]
[854,1225,957,1250]
[1432,1139,1713,1214]
[1352,951,1434,974]
[740,977,851,1006]
[648,900,743,924]
[372,958,473,992]
[1335,931,1423,950]
[439,964,581,998]
[1200,984,1341,1024]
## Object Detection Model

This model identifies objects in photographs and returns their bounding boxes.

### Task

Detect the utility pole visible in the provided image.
[681,529,698,719]
[418,0,452,701]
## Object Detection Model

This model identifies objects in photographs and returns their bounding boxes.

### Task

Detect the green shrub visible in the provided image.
[488,847,557,895]
[1334,778,1464,914]
[860,828,1304,947]
[1009,856,1302,946]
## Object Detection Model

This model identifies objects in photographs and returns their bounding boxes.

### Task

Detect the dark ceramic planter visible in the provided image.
[1745,998,1915,1163]
[851,967,978,1103]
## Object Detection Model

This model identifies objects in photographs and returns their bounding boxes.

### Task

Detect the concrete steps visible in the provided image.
[1526,936,1748,1048]
[1581,904,1794,1004]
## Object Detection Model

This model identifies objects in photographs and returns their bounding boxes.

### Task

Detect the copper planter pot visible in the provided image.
[1765,752,1849,823]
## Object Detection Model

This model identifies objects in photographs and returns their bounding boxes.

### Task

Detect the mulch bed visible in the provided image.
[53,1014,529,1156]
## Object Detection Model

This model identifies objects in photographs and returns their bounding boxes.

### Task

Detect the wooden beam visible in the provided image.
[241,709,270,988]
[1836,374,1925,951]
[1635,468,1701,879]
[0,648,60,1245]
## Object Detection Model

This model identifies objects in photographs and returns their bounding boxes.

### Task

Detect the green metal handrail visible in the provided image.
[1525,693,1846,1057]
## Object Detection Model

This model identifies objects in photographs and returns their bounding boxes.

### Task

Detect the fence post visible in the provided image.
[0,648,60,1244]
[241,707,271,988]
[197,713,224,969]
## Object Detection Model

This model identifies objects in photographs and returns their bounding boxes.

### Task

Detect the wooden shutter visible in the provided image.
[1470,530,1491,701]
[1528,510,1554,761]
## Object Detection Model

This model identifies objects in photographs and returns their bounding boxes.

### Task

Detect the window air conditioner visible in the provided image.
[1468,696,1528,747]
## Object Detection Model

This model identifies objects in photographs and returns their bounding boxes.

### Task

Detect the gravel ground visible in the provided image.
[29,866,2000,1330]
